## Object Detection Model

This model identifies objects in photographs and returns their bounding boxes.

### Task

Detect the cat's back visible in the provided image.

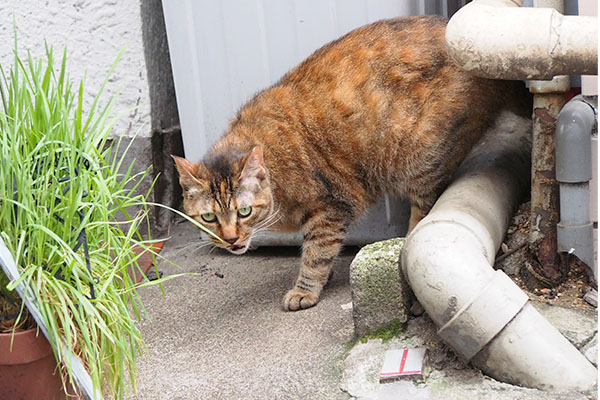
[280,16,449,93]
[218,15,528,227]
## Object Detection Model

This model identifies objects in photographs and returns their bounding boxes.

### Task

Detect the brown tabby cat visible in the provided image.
[173,15,530,311]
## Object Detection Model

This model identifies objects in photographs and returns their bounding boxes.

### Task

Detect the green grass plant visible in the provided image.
[0,41,200,398]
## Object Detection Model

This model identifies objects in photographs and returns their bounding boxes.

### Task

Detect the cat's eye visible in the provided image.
[201,212,217,223]
[238,206,252,218]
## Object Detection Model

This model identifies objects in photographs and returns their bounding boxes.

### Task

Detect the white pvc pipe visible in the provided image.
[445,0,598,80]
[401,111,598,391]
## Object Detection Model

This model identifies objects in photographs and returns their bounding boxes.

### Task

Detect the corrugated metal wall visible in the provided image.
[163,0,465,161]
[162,0,465,245]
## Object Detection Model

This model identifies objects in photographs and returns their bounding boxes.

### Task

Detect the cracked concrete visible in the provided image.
[340,311,597,400]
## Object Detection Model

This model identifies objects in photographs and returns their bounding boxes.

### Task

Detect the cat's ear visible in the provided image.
[171,155,203,191]
[239,146,266,189]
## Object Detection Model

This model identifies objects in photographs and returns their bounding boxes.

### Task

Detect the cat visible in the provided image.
[172,15,531,311]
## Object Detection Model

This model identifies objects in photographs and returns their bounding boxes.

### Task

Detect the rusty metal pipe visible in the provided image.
[527,90,568,285]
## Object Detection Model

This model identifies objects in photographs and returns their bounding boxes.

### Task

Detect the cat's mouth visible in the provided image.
[226,242,249,255]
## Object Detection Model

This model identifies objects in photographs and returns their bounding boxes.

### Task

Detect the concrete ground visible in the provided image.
[340,308,597,400]
[131,222,597,400]
[131,222,358,400]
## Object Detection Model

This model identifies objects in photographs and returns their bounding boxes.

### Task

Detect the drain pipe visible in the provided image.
[445,0,598,80]
[401,111,598,390]
[445,0,598,284]
[556,95,598,284]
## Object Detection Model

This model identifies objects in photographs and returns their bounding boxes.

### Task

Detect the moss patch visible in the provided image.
[358,319,405,344]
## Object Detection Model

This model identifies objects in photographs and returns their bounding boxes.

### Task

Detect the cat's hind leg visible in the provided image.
[408,203,426,232]
[407,193,439,233]
[283,210,347,311]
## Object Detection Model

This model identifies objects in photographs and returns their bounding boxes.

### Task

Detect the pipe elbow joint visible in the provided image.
[401,108,598,389]
[403,218,598,391]
[402,220,527,361]
[556,96,596,183]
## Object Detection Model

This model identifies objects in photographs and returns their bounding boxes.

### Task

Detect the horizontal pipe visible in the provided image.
[445,0,598,80]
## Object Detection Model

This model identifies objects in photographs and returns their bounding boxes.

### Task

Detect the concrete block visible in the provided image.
[350,238,412,337]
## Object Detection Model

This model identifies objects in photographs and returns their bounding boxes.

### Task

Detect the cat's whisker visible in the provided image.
[258,222,280,233]
[196,241,216,251]
[254,209,282,231]
[254,218,274,231]
[207,245,218,254]
[250,231,271,240]
[252,215,283,237]
[252,228,276,238]
[254,219,277,231]
[171,241,206,258]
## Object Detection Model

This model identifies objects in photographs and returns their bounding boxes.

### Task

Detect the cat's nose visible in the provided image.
[224,236,239,245]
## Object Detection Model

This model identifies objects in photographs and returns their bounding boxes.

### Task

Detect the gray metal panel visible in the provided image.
[162,0,460,245]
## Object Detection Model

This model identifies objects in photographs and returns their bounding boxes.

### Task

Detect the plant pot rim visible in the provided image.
[0,326,54,365]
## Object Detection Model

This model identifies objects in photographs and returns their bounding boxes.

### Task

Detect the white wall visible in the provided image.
[0,0,151,138]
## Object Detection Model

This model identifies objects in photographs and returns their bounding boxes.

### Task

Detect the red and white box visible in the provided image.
[380,348,429,382]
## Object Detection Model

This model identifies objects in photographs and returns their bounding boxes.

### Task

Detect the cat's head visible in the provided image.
[172,145,274,254]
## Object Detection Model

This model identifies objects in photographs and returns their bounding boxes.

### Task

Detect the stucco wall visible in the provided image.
[0,0,151,139]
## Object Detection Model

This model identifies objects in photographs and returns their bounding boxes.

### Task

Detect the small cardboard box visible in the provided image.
[380,348,429,382]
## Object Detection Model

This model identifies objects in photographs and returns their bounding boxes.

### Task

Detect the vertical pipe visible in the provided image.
[556,95,597,284]
[527,90,568,285]
[525,0,569,287]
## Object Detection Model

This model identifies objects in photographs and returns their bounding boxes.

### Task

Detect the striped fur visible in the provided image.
[173,16,531,311]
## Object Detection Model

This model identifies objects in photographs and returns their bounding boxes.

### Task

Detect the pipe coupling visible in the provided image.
[438,270,528,360]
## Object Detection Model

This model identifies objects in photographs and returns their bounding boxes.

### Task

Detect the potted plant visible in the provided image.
[0,41,192,399]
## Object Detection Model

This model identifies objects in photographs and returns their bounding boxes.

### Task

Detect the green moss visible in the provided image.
[358,319,405,344]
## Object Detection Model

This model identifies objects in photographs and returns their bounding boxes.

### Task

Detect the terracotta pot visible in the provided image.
[0,327,79,399]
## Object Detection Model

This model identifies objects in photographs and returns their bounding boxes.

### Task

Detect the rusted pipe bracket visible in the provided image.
[528,75,570,94]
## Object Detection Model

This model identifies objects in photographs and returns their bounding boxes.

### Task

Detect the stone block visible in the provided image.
[350,238,412,337]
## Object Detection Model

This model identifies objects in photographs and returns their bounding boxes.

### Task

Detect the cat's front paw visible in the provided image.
[283,288,318,311]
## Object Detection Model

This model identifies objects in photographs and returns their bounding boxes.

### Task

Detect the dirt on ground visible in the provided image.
[495,201,596,312]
